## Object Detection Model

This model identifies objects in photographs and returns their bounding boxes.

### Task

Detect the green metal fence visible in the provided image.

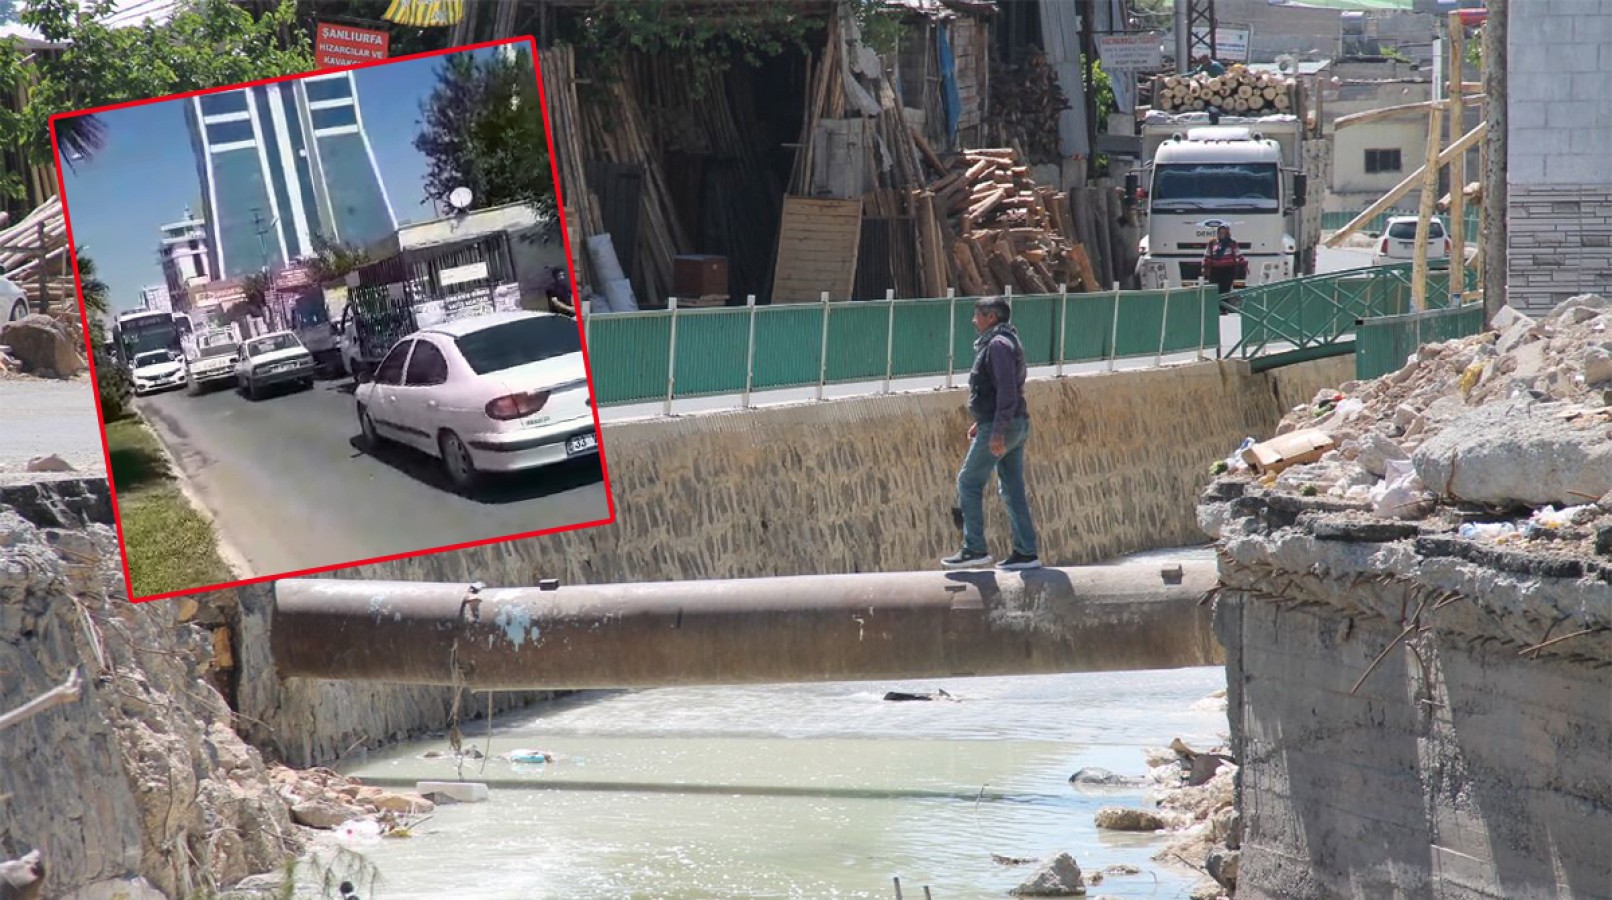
[1355,301,1487,381]
[1321,208,1481,239]
[1223,262,1479,371]
[585,287,1219,408]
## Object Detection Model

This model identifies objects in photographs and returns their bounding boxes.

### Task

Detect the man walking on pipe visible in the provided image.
[943,295,1042,571]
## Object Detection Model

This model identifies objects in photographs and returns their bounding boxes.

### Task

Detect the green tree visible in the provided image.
[307,234,370,284]
[0,0,314,199]
[74,249,109,320]
[413,47,554,219]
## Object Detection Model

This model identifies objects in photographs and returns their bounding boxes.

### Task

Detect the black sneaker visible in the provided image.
[942,549,993,569]
[997,552,1043,571]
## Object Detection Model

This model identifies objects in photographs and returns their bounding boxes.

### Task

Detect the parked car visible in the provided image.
[353,310,599,493]
[130,349,187,397]
[235,331,317,401]
[1372,215,1450,268]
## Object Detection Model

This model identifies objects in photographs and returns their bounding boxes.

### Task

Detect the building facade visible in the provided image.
[137,284,172,314]
[1506,3,1612,315]
[158,209,213,298]
[183,69,397,281]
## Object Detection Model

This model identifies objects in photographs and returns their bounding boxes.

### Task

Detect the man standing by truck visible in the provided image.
[1201,224,1247,295]
[942,296,1042,572]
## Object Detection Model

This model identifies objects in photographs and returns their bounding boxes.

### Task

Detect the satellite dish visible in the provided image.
[448,186,473,211]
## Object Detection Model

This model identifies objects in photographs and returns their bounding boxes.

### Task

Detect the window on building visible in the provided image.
[207,119,256,146]
[189,240,199,252]
[199,92,250,117]
[1364,149,1402,174]
[304,78,354,104]
[310,105,359,131]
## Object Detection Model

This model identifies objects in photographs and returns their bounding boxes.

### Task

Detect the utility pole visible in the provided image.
[1175,0,1190,72]
[1481,0,1507,322]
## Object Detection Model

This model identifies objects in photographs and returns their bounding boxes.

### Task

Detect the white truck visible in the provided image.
[1127,108,1328,291]
[183,324,243,396]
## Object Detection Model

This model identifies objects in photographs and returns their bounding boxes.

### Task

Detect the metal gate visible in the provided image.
[344,232,518,362]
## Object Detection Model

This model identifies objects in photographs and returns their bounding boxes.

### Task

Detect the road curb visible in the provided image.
[133,406,258,586]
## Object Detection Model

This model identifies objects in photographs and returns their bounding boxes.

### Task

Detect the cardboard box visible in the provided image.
[674,254,728,299]
[1242,428,1336,476]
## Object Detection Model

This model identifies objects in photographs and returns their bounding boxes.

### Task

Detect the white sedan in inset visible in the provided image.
[1372,215,1450,268]
[353,310,600,493]
[130,349,187,396]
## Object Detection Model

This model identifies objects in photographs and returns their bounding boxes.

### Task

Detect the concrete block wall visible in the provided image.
[1218,597,1612,899]
[1507,3,1612,314]
[240,356,1353,766]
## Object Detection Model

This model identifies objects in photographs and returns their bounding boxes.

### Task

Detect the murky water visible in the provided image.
[318,667,1229,899]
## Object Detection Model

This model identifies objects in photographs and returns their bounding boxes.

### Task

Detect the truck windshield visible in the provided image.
[1151,163,1280,213]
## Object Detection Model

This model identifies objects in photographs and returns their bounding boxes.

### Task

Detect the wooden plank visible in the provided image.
[770,196,863,303]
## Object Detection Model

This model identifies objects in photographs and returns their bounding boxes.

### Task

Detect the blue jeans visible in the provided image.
[956,416,1038,558]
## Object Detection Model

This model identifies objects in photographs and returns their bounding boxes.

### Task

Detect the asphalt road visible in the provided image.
[136,375,611,581]
[0,376,104,484]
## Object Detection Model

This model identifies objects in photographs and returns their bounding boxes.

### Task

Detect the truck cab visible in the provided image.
[1129,114,1317,292]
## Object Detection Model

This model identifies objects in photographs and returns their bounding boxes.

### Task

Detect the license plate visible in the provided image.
[565,432,597,456]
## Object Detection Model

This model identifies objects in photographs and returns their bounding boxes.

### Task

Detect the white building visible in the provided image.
[138,284,172,314]
[159,209,213,296]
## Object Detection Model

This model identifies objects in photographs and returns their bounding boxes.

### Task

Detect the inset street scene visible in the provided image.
[56,39,609,598]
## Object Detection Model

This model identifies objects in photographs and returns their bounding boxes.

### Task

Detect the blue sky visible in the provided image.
[59,46,512,314]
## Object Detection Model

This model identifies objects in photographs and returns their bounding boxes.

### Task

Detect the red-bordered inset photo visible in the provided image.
[50,36,614,603]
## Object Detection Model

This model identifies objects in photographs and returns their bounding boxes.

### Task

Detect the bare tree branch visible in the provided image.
[0,668,83,732]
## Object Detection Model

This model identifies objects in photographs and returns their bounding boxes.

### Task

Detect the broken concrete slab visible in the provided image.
[1411,399,1612,507]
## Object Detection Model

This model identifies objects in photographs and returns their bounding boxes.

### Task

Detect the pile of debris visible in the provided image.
[270,764,435,835]
[919,147,1105,296]
[1210,294,1612,561]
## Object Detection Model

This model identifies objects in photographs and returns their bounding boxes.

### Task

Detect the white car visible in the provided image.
[1372,216,1450,268]
[235,331,317,401]
[353,310,599,493]
[129,349,187,396]
[186,334,241,396]
[0,275,27,322]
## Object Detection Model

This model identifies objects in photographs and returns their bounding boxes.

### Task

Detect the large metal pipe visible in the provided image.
[271,562,1222,690]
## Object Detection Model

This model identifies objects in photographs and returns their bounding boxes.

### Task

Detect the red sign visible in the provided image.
[315,21,390,69]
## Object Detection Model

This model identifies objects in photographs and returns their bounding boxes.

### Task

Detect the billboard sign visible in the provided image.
[315,21,390,69]
[1097,32,1165,71]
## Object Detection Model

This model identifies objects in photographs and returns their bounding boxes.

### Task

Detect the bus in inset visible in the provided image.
[111,308,185,368]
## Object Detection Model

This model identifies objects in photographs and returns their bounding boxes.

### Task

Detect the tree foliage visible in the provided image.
[307,234,370,284]
[556,0,822,96]
[414,47,554,220]
[74,249,109,319]
[0,0,314,199]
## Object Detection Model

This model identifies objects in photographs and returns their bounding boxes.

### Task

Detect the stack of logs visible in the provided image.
[0,196,71,314]
[1153,66,1294,114]
[914,148,1113,298]
[987,51,1070,164]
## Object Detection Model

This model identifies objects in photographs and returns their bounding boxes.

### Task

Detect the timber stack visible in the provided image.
[913,147,1114,299]
[0,197,72,311]
[987,50,1069,164]
[1153,66,1295,114]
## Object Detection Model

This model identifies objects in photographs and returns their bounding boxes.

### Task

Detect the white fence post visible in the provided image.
[1197,286,1208,362]
[664,297,679,417]
[945,288,957,390]
[742,294,758,410]
[1108,289,1122,373]
[1056,283,1068,378]
[1156,288,1171,368]
[816,291,831,402]
[883,288,896,395]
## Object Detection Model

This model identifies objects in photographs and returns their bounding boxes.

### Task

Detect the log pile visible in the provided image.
[912,147,1112,298]
[0,197,73,313]
[987,51,1070,164]
[1153,66,1295,114]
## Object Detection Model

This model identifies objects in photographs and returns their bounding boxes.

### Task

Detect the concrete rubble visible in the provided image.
[0,314,85,379]
[1205,294,1612,563]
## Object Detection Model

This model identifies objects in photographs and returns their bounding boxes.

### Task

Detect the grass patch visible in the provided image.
[105,419,236,597]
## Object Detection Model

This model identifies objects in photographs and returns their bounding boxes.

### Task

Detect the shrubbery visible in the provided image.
[97,356,132,421]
